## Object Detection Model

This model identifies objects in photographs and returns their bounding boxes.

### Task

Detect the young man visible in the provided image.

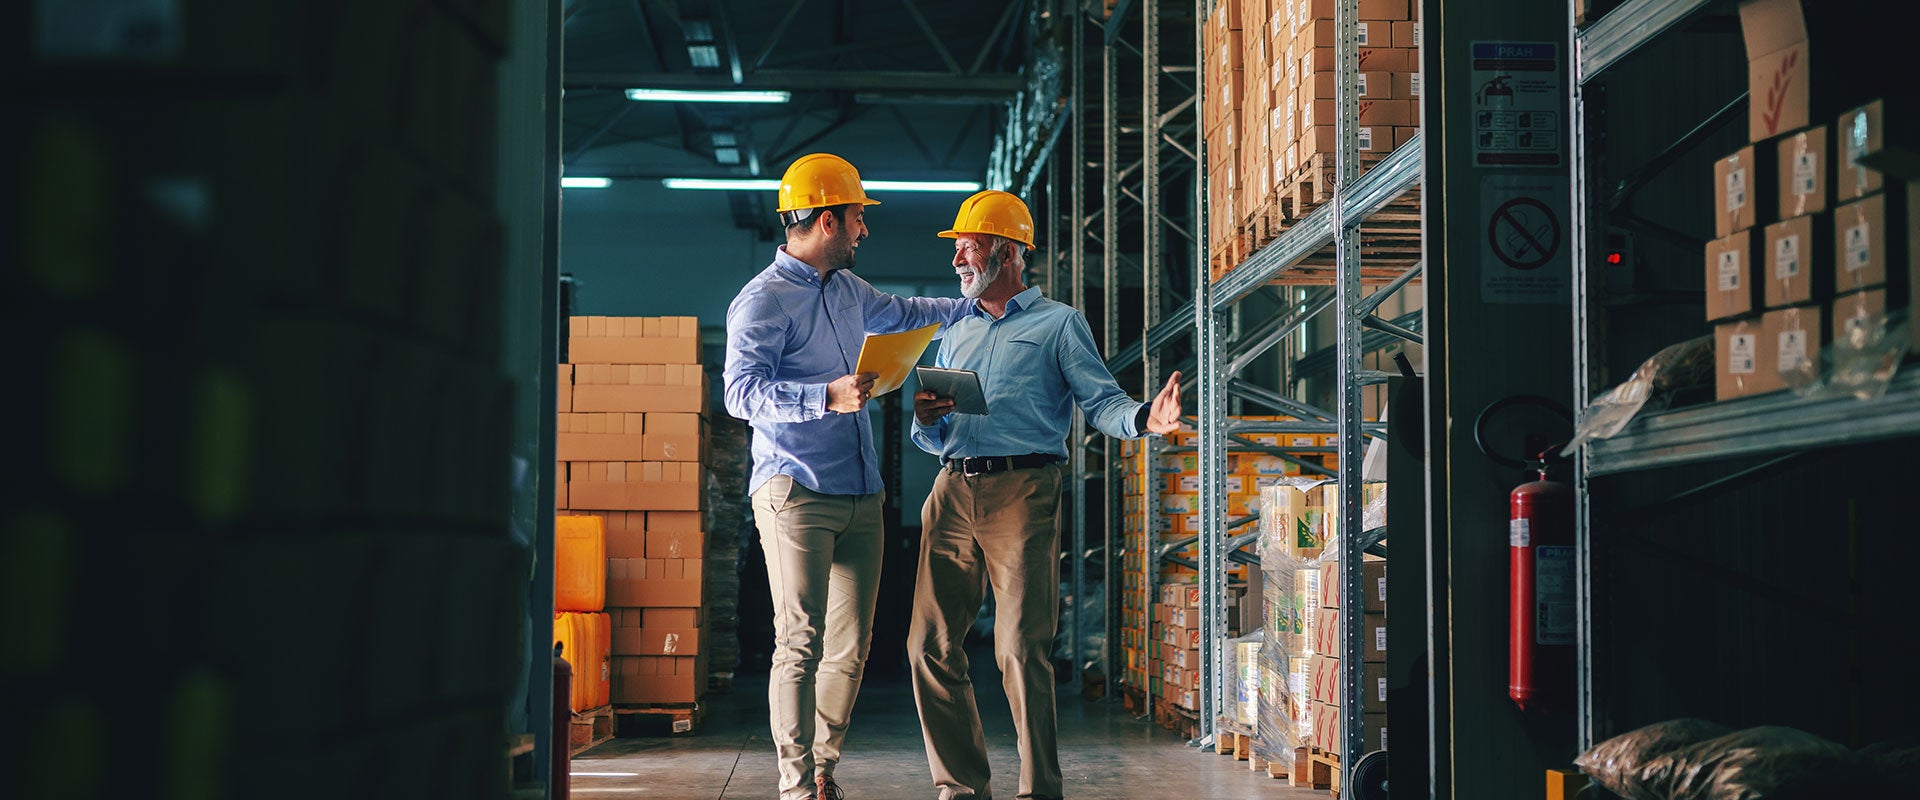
[724,153,973,800]
[907,190,1183,800]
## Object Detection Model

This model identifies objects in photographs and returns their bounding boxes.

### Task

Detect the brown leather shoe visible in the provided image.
[815,773,844,800]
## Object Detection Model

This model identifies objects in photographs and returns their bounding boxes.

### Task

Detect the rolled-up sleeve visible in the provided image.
[1059,313,1146,439]
[724,290,828,423]
[911,416,950,454]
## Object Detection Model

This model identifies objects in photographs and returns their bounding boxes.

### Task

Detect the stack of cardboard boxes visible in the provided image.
[558,316,713,707]
[1304,554,1388,757]
[1206,0,1423,280]
[1712,0,1916,400]
[1119,418,1353,716]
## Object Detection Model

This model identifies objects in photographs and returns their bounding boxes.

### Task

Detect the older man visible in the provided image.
[725,153,973,800]
[908,190,1183,800]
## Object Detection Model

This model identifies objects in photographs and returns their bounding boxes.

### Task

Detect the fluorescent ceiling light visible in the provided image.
[863,180,982,192]
[562,177,612,188]
[625,88,790,104]
[661,178,981,192]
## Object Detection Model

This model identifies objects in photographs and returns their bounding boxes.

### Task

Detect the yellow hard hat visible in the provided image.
[938,190,1034,249]
[776,153,881,217]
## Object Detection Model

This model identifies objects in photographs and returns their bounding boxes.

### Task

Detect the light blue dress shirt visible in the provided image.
[911,286,1146,460]
[725,246,973,496]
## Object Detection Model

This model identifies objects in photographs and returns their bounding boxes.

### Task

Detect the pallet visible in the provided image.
[1289,746,1334,790]
[569,706,614,756]
[1119,684,1150,717]
[614,701,704,735]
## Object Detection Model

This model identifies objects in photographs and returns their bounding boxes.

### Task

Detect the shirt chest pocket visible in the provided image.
[1006,337,1045,351]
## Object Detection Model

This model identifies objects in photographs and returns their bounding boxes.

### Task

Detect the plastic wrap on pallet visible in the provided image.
[1256,487,1307,762]
[1218,632,1264,732]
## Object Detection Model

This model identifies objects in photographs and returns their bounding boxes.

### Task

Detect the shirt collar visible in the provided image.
[773,245,826,284]
[974,285,1044,320]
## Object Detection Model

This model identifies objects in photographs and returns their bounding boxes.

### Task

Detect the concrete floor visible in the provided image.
[572,650,1324,799]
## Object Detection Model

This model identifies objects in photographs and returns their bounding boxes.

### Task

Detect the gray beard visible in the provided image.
[961,260,1000,299]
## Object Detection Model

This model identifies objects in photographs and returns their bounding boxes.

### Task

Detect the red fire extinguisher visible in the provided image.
[1508,450,1573,713]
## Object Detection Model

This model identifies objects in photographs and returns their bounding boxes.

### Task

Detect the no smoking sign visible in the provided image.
[1481,177,1570,304]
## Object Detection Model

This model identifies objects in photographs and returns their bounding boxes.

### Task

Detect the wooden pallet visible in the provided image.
[1285,746,1338,793]
[569,706,614,756]
[614,701,704,735]
[1119,684,1151,717]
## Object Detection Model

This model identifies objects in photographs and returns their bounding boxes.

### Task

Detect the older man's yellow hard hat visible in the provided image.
[937,190,1035,249]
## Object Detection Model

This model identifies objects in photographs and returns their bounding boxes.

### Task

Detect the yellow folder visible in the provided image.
[855,322,941,398]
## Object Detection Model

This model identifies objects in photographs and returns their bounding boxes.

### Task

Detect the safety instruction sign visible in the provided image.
[1482,175,1569,304]
[1471,41,1562,167]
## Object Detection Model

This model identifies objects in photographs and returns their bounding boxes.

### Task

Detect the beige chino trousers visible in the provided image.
[752,475,886,800]
[908,462,1065,800]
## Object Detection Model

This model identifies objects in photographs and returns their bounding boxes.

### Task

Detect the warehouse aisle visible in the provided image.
[573,650,1324,799]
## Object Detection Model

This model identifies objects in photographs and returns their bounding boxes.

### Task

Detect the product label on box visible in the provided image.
[1357,22,1371,46]
[1358,127,1373,149]
[1845,223,1871,271]
[1377,576,1387,602]
[1725,168,1747,212]
[1778,329,1808,372]
[1774,235,1801,278]
[1358,73,1370,96]
[1535,545,1575,645]
[1793,150,1817,198]
[1730,334,1757,374]
[1378,676,1388,703]
[1375,626,1387,652]
[1411,72,1423,98]
[1413,22,1422,47]
[1717,249,1741,290]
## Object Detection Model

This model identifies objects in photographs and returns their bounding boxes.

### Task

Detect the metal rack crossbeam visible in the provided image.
[1577,0,1716,83]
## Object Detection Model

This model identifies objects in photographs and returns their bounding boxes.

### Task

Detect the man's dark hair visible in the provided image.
[782,203,849,236]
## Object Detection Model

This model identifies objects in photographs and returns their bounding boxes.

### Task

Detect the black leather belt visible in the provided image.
[944,453,1060,476]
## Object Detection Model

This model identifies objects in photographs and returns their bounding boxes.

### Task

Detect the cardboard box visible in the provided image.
[611,653,705,704]
[1310,702,1387,757]
[1715,319,1764,401]
[1309,654,1341,705]
[557,462,568,509]
[1392,20,1420,49]
[1363,611,1388,662]
[647,511,703,532]
[1363,559,1387,613]
[557,413,648,461]
[1763,214,1829,308]
[1299,46,1415,77]
[559,364,573,412]
[1834,191,1907,293]
[1714,144,1777,238]
[1739,0,1808,141]
[1292,0,1409,22]
[1705,228,1764,322]
[588,511,647,559]
[606,557,704,607]
[571,363,708,414]
[642,608,703,628]
[568,462,705,511]
[646,528,704,560]
[1363,661,1389,712]
[1840,99,1920,193]
[1760,304,1822,394]
[568,316,701,364]
[1313,606,1341,655]
[1391,71,1420,101]
[1394,126,1418,149]
[1294,19,1402,49]
[1777,126,1829,217]
[1318,560,1341,609]
[1831,288,1888,343]
[611,627,701,657]
[643,413,705,462]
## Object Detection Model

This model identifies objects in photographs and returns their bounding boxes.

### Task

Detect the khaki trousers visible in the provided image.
[752,475,886,800]
[908,462,1065,800]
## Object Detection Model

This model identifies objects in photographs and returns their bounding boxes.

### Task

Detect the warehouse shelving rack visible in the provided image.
[1085,0,1424,788]
[1003,1,1424,786]
[1568,0,1920,755]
